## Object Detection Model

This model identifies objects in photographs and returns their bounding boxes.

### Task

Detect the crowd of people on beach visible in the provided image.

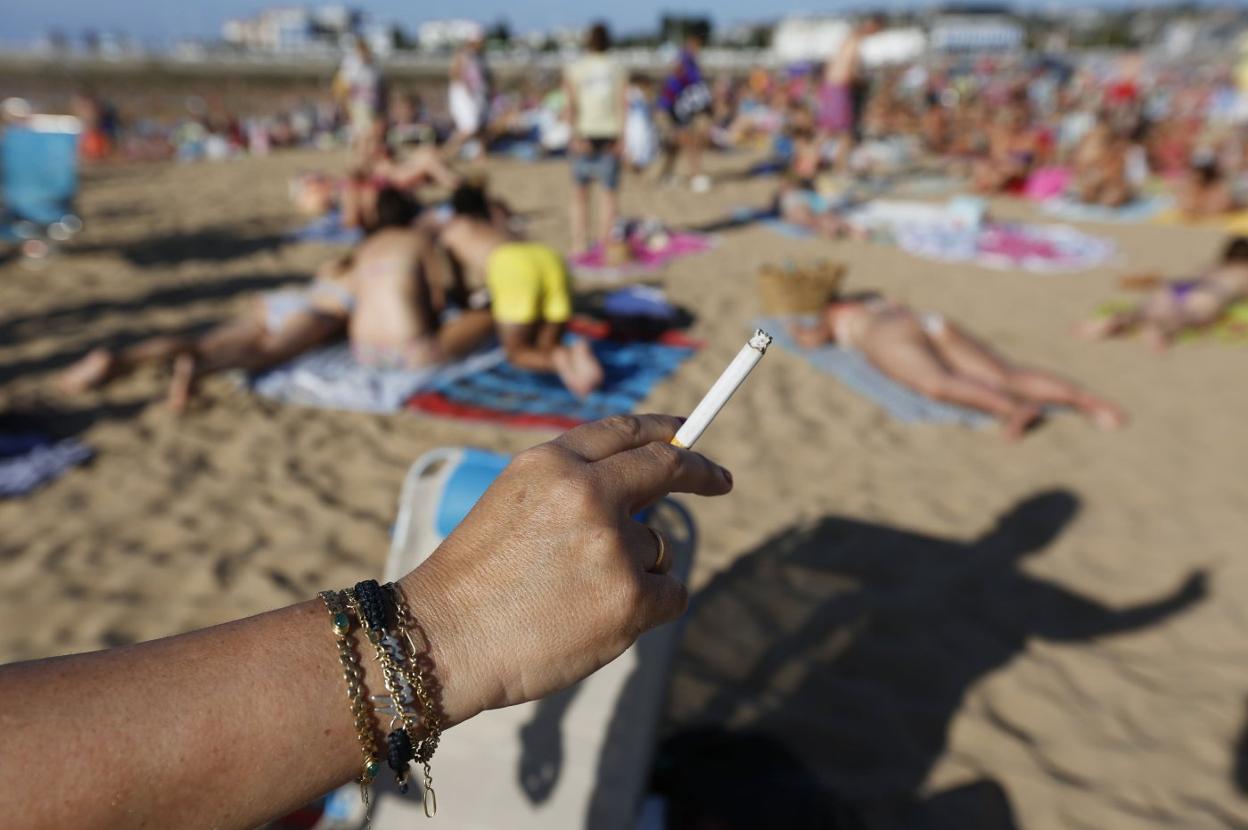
[46,15,1248,439]
[47,16,1248,232]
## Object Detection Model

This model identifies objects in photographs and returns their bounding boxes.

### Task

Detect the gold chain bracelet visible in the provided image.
[318,590,381,810]
[386,583,443,816]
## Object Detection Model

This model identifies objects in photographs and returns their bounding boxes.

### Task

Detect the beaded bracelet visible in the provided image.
[317,590,381,808]
[346,583,426,797]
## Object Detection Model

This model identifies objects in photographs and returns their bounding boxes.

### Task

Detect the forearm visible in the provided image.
[0,567,471,830]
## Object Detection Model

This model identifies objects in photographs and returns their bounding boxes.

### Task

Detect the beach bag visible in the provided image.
[758,261,846,316]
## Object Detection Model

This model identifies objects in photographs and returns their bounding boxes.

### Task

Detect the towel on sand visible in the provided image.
[0,433,93,497]
[288,211,364,246]
[570,233,713,280]
[248,344,506,413]
[249,322,702,426]
[1154,208,1248,234]
[847,200,1117,274]
[1094,299,1248,345]
[408,329,701,429]
[1042,195,1172,224]
[759,318,993,427]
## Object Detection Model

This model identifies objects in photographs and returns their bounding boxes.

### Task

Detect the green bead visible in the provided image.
[366,760,381,779]
[332,612,351,636]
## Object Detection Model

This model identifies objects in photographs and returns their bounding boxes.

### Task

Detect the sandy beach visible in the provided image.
[2,147,1247,828]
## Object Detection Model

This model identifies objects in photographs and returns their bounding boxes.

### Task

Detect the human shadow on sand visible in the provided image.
[1233,698,1248,796]
[0,318,224,385]
[73,226,289,267]
[659,490,1207,829]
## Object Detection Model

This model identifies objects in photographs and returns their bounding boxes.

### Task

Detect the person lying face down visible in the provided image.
[438,183,605,398]
[791,292,1126,442]
[57,251,358,413]
[773,170,856,240]
[1076,235,1248,351]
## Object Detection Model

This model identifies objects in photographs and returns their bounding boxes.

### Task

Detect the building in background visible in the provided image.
[930,5,1024,53]
[221,5,401,55]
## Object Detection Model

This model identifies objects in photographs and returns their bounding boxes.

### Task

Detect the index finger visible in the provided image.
[551,414,683,462]
[596,441,732,513]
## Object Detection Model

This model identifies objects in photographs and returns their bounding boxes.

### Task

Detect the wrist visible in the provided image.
[393,560,485,729]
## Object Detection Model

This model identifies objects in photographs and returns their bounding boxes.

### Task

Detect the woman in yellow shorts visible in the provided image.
[440,184,604,396]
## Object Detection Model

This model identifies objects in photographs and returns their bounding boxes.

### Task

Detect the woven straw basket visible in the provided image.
[757,261,847,315]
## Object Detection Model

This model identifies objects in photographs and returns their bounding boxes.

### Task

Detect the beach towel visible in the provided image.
[287,210,364,246]
[1094,299,1248,345]
[248,343,507,413]
[892,172,964,197]
[847,200,1117,274]
[1041,195,1172,224]
[1154,208,1248,234]
[1022,167,1073,201]
[0,433,93,497]
[408,328,701,429]
[760,218,818,239]
[570,232,713,280]
[759,318,993,427]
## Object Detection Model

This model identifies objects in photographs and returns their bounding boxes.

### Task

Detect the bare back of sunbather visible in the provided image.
[347,227,444,368]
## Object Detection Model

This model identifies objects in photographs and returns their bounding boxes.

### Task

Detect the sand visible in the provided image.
[2,148,1247,828]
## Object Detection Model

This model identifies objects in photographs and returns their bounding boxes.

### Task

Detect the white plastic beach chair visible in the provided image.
[323,446,696,830]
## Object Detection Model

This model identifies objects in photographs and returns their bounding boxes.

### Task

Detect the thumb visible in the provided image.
[637,573,690,630]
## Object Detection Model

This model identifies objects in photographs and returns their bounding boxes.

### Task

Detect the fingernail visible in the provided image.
[720,466,733,486]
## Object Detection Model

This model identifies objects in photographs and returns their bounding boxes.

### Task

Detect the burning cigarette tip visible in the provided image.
[749,329,773,352]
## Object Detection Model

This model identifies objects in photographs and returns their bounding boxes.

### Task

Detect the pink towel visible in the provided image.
[1023,167,1072,202]
[571,233,713,278]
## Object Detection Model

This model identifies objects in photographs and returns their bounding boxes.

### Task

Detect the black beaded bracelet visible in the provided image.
[353,579,391,635]
[386,728,416,793]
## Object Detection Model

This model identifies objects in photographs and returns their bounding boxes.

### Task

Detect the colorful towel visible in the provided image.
[1023,167,1073,201]
[288,210,364,246]
[408,329,701,429]
[0,433,93,497]
[1042,195,1172,224]
[1094,299,1248,345]
[1154,208,1248,234]
[759,318,993,427]
[248,344,507,413]
[848,200,1116,273]
[760,218,817,239]
[570,233,713,280]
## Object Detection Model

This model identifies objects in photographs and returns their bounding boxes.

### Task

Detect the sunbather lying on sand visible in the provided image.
[792,294,1126,441]
[1076,235,1248,350]
[58,257,354,413]
[292,145,462,229]
[1175,156,1244,220]
[57,188,488,411]
[774,171,857,239]
[439,183,605,397]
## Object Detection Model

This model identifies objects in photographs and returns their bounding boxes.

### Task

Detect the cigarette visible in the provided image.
[672,329,772,449]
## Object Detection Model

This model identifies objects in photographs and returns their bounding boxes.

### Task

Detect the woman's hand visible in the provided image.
[397,414,733,726]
